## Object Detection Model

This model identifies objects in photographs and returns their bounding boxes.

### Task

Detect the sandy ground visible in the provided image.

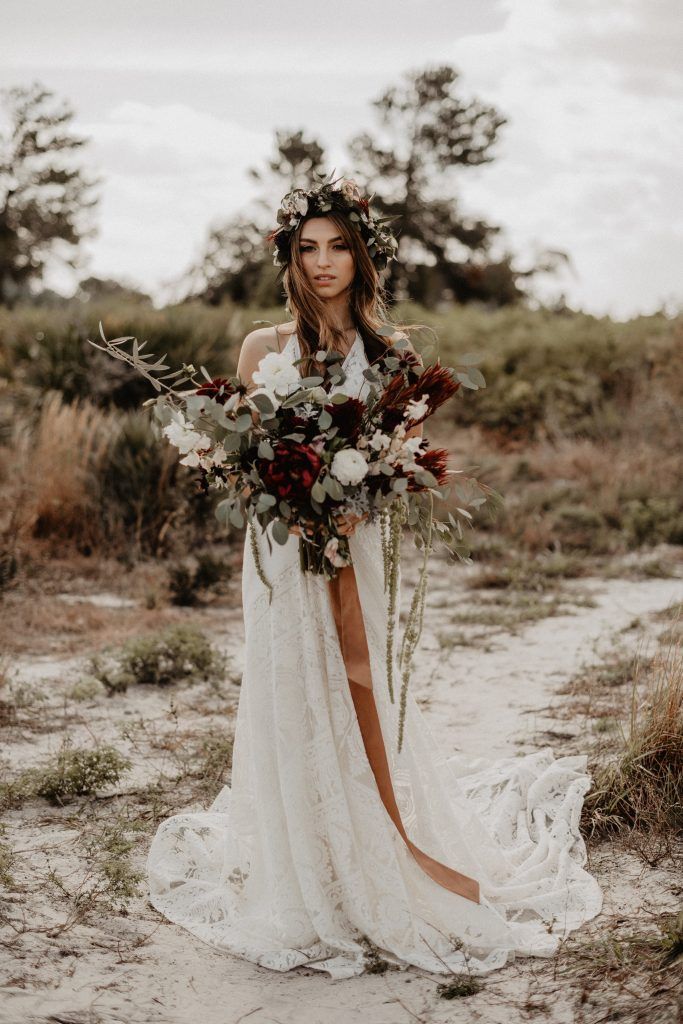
[1,544,682,1024]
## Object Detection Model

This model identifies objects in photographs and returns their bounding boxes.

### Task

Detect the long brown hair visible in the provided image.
[279,210,422,380]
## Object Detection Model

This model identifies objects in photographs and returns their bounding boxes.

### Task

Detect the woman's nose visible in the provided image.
[316,248,331,267]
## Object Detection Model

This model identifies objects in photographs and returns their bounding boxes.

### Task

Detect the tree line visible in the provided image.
[0,68,567,311]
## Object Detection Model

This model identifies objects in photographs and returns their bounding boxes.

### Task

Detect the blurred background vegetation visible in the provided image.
[0,69,681,591]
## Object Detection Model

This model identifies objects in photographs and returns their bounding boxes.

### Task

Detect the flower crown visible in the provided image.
[266,170,399,272]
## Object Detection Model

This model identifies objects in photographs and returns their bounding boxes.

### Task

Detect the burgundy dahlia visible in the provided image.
[257,440,322,502]
[323,396,365,440]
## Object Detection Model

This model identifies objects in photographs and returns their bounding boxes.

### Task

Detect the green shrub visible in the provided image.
[622,497,683,548]
[92,624,225,692]
[169,553,232,605]
[35,745,131,805]
[551,503,610,553]
[97,411,183,556]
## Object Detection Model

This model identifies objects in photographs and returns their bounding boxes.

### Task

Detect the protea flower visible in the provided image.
[375,362,461,432]
[413,447,450,487]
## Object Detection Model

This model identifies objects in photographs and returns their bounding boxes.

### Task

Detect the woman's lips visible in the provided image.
[315,276,336,283]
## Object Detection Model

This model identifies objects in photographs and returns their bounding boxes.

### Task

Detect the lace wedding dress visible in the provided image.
[146,329,603,979]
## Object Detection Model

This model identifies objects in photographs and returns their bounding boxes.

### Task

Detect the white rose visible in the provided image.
[403,436,424,455]
[330,448,369,486]
[163,414,211,458]
[252,352,301,396]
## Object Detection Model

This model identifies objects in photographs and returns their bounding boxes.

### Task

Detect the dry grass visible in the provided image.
[3,392,117,550]
[0,593,195,656]
[582,638,683,860]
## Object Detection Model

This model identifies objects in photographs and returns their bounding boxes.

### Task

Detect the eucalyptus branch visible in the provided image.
[87,323,204,398]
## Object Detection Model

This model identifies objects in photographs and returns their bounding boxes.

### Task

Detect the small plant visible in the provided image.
[0,826,15,888]
[437,977,483,999]
[168,553,232,606]
[67,675,107,702]
[80,819,146,909]
[168,563,199,606]
[91,624,226,693]
[0,548,19,593]
[35,743,131,805]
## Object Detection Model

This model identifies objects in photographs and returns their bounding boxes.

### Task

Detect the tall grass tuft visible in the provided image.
[583,639,683,858]
[2,392,203,557]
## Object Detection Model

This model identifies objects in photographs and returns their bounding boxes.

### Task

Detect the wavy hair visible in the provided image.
[278,211,423,381]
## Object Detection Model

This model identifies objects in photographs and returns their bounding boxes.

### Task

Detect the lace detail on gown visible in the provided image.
[145,329,603,980]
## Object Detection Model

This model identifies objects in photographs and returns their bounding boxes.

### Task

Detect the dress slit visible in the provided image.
[326,564,481,905]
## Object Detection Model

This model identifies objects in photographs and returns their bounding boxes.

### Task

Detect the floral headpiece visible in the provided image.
[266,170,399,272]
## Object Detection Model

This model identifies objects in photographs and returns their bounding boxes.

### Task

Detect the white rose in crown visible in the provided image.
[252,352,301,396]
[283,191,309,218]
[340,178,363,204]
[330,448,369,486]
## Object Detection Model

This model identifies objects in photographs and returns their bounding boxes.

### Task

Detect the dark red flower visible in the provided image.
[196,377,237,405]
[257,440,322,503]
[323,396,365,440]
[411,447,450,488]
[375,362,461,432]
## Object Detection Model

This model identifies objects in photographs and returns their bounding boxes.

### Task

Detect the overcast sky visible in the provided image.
[2,0,681,319]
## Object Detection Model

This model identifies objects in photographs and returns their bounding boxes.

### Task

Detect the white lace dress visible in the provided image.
[146,330,603,980]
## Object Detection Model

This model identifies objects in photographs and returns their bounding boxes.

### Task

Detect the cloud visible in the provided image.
[71,102,271,297]
[448,0,683,316]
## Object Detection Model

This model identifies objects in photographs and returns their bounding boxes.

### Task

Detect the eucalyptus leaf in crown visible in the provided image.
[266,169,400,271]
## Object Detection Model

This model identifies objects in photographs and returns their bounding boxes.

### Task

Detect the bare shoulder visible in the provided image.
[237,320,297,388]
[241,320,296,357]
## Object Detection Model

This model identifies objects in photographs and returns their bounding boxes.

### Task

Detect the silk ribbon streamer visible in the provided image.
[326,564,481,905]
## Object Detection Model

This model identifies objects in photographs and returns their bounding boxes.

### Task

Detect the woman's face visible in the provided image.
[297,217,355,299]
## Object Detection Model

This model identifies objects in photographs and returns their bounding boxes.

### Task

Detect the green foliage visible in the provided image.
[0,743,131,810]
[622,498,683,548]
[168,553,231,606]
[0,827,14,888]
[35,745,131,805]
[427,305,682,442]
[92,624,225,693]
[97,411,182,556]
[0,300,242,408]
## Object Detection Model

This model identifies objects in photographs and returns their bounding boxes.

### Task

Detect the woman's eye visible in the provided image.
[300,244,347,252]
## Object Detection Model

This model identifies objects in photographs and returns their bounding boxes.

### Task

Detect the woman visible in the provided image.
[146,176,603,980]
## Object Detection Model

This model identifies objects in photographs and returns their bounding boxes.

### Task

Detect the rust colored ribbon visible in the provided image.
[326,564,481,905]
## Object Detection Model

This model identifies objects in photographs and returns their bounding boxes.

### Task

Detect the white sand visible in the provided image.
[1,551,681,1024]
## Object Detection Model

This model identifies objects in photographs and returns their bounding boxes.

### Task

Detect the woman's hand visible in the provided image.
[289,517,315,538]
[332,511,368,536]
[289,511,368,538]
[226,470,252,499]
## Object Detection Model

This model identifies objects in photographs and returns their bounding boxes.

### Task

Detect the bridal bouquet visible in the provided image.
[89,323,499,750]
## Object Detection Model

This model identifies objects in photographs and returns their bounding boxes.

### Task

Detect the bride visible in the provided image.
[146,175,603,980]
